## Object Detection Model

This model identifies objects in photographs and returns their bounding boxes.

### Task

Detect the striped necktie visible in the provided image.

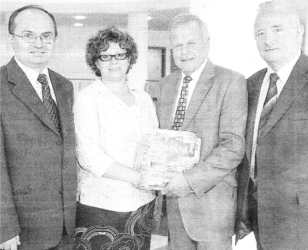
[37,74,61,134]
[251,73,279,181]
[258,72,279,134]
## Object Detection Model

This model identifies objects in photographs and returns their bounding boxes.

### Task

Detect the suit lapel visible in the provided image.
[160,72,181,129]
[258,55,308,140]
[8,58,60,135]
[246,70,266,163]
[182,60,215,130]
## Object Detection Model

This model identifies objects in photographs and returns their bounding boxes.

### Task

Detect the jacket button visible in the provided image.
[59,189,63,195]
[62,160,67,169]
[56,139,62,145]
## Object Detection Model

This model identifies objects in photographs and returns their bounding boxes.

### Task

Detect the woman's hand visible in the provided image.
[137,169,170,190]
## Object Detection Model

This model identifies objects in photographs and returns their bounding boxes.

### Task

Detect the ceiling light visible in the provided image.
[74,16,86,20]
[74,23,84,27]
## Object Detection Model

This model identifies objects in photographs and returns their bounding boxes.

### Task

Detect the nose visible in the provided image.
[181,44,189,54]
[264,31,276,45]
[110,56,118,64]
[33,35,44,47]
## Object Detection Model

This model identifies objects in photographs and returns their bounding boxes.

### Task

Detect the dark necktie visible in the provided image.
[37,74,61,134]
[251,73,279,182]
[172,75,192,130]
[258,73,279,134]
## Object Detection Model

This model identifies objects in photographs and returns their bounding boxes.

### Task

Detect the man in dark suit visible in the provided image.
[157,13,247,250]
[0,5,76,250]
[236,1,308,250]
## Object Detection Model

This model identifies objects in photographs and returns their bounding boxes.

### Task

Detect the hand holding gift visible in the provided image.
[135,129,201,190]
[137,168,170,190]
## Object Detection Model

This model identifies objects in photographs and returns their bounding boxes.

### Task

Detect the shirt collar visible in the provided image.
[181,59,208,80]
[14,56,50,85]
[266,51,301,84]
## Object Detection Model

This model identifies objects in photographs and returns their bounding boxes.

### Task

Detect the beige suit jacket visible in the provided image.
[158,60,247,241]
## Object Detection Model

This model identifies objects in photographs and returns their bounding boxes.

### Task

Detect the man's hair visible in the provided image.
[168,13,210,42]
[254,0,302,32]
[8,5,58,37]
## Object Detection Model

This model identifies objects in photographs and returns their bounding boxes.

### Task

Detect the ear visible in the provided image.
[8,34,15,49]
[298,24,304,38]
[95,59,100,70]
[54,36,59,45]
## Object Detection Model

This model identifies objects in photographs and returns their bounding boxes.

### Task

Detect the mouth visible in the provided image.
[109,67,121,71]
[31,51,46,55]
[265,48,278,52]
[181,58,194,62]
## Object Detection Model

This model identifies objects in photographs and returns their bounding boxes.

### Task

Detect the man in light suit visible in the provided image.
[0,5,76,250]
[235,1,308,250]
[157,13,247,250]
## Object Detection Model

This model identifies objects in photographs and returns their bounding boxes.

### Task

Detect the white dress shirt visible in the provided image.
[74,79,158,212]
[15,56,57,103]
[173,60,208,118]
[250,52,301,178]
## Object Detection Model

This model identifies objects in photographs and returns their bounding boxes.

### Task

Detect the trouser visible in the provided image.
[48,227,73,250]
[167,198,232,250]
[248,178,263,250]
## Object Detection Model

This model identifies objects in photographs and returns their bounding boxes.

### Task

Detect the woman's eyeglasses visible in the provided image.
[97,53,128,62]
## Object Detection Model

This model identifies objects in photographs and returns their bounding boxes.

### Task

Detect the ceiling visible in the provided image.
[0,0,307,31]
[0,0,189,31]
[52,8,188,31]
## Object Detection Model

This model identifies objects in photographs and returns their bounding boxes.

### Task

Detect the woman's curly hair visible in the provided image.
[86,26,138,77]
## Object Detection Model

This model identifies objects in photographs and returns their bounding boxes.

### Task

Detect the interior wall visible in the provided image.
[0,23,171,81]
[190,0,307,78]
[0,0,306,93]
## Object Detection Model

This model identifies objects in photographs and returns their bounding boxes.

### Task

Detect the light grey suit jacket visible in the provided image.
[157,60,247,241]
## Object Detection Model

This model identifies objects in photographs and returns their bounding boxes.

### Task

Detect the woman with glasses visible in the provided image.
[73,26,164,250]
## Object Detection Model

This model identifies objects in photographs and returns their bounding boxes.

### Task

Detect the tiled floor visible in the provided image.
[150,233,257,250]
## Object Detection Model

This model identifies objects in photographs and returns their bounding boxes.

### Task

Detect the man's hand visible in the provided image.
[235,221,252,244]
[0,236,20,250]
[161,172,193,198]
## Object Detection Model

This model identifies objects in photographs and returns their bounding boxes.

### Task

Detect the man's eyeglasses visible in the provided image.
[97,53,128,62]
[11,32,55,44]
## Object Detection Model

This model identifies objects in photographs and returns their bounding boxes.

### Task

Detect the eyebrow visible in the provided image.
[256,24,282,32]
[21,30,53,34]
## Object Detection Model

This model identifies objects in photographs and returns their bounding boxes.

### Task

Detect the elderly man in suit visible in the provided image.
[0,5,76,250]
[236,1,308,250]
[157,13,247,250]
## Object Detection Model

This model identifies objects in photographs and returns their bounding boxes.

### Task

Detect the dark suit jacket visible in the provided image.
[0,58,77,249]
[236,54,308,250]
[158,60,247,241]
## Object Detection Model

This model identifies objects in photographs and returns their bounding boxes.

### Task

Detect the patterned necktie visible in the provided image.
[37,74,61,134]
[172,75,193,130]
[154,75,192,232]
[258,73,279,134]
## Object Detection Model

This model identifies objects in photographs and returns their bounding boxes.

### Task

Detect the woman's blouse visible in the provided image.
[74,79,158,212]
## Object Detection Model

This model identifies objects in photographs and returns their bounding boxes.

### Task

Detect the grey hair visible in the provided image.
[168,13,210,42]
[254,0,302,31]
